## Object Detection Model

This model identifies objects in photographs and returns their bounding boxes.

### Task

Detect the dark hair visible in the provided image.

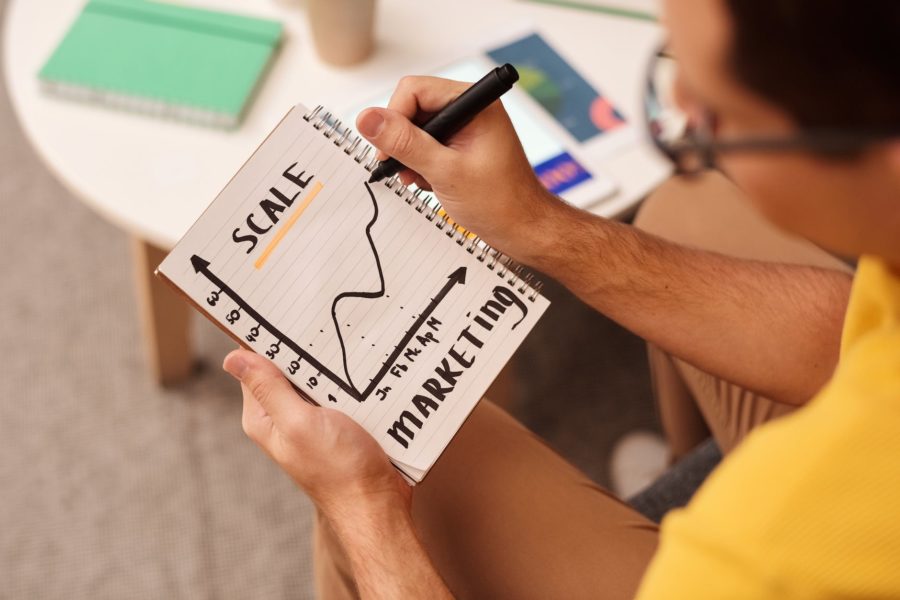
[725,1,900,132]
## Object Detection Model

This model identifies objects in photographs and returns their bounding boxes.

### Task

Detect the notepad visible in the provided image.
[38,0,283,128]
[156,104,550,482]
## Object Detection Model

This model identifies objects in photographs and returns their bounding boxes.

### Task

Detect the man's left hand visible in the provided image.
[223,349,410,521]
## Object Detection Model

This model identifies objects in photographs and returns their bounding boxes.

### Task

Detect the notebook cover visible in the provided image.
[39,0,283,125]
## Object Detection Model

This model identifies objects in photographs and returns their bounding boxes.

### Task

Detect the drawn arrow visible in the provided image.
[192,255,468,402]
[359,266,467,399]
[191,254,361,399]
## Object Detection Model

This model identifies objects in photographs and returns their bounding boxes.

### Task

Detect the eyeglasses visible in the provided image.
[643,45,898,175]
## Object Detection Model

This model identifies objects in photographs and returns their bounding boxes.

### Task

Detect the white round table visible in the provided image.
[4,0,666,384]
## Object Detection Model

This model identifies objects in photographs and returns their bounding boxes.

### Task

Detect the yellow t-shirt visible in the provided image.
[637,256,900,599]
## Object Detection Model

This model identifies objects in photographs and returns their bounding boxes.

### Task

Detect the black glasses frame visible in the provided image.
[643,45,900,175]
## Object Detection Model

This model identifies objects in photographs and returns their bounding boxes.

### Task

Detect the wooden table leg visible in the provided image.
[131,237,194,385]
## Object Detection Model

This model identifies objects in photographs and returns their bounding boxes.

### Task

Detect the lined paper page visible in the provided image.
[159,105,549,481]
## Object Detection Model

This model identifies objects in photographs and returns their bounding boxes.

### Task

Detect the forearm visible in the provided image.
[329,498,453,599]
[512,196,852,404]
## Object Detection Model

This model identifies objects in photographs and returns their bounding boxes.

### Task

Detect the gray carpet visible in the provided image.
[0,3,658,595]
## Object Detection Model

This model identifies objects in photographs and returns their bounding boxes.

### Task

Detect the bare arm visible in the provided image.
[223,352,452,599]
[520,197,852,404]
[354,76,853,405]
[330,498,453,599]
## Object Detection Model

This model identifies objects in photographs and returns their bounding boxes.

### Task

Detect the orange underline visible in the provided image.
[254,181,325,269]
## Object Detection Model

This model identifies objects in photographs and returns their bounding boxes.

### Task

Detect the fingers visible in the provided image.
[224,349,310,428]
[377,76,469,165]
[356,107,456,180]
[386,75,470,120]
[240,385,273,446]
[398,168,431,189]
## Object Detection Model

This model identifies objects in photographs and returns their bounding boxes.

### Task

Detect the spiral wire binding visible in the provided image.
[303,105,545,302]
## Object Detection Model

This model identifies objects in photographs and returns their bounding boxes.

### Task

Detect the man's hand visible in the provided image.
[223,349,409,519]
[355,75,564,260]
[223,349,453,598]
[361,76,850,405]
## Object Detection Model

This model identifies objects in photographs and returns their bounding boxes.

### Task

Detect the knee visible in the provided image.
[633,176,693,236]
[633,171,737,245]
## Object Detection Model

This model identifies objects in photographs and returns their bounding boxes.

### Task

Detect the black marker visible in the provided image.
[367,63,519,184]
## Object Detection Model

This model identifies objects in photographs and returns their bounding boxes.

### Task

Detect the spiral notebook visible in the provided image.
[156,104,550,482]
[39,0,282,128]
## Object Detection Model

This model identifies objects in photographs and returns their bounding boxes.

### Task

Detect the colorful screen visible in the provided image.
[345,33,625,196]
[488,32,626,143]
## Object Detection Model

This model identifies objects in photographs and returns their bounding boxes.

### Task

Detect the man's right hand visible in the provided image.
[355,75,567,262]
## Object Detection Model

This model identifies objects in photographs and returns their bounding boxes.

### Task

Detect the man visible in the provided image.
[222,0,900,597]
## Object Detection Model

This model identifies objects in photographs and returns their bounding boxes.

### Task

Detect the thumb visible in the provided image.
[356,108,455,181]
[223,350,308,424]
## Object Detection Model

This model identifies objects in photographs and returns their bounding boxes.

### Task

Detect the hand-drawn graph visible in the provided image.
[192,182,467,403]
[331,182,386,395]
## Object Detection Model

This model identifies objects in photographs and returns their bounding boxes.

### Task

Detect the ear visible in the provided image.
[879,140,900,266]
[883,139,900,186]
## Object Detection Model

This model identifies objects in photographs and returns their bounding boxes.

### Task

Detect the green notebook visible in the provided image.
[39,0,283,128]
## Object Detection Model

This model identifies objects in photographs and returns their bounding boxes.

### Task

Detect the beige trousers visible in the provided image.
[314,172,850,599]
